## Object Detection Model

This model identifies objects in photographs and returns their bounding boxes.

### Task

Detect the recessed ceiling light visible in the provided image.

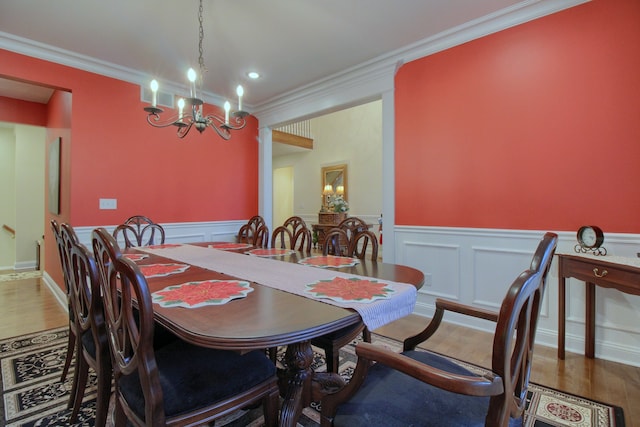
[247,71,261,80]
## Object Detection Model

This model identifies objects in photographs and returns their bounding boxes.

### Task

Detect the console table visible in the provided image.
[557,253,640,359]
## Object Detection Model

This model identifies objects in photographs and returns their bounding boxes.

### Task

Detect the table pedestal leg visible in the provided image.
[278,341,347,427]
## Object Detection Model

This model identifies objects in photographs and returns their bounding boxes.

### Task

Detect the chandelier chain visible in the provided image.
[197,0,207,87]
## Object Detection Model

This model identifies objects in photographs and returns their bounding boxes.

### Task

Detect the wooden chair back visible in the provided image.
[92,227,166,424]
[65,223,104,339]
[271,226,293,249]
[348,230,378,261]
[254,224,270,248]
[113,215,165,248]
[293,227,312,253]
[322,228,349,256]
[271,225,312,253]
[237,215,266,244]
[488,232,557,424]
[51,219,75,296]
[337,216,368,240]
[51,219,78,383]
[283,216,308,237]
[65,223,112,426]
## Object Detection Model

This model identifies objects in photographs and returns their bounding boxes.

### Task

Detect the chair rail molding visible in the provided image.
[72,220,245,249]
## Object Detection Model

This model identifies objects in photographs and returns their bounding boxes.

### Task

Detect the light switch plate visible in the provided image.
[99,198,117,210]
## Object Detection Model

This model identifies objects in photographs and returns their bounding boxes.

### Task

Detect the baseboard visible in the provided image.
[42,271,67,313]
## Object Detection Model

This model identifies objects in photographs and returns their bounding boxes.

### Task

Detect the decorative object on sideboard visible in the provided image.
[574,225,606,256]
[143,0,249,140]
[330,195,349,213]
[321,184,334,212]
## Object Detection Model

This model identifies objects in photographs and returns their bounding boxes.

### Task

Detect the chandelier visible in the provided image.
[143,0,248,140]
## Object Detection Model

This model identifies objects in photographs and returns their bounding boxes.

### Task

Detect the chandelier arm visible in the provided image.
[147,112,184,129]
[203,114,247,131]
[176,122,195,138]
[207,121,232,140]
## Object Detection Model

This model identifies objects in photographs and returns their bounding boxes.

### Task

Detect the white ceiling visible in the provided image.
[0,0,577,108]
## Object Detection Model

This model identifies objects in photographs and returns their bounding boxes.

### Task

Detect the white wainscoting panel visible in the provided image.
[399,240,460,301]
[394,226,640,367]
[73,220,246,248]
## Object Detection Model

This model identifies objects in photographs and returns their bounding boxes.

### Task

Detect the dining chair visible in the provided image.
[322,228,349,257]
[62,223,111,427]
[271,226,294,249]
[254,224,270,248]
[91,228,280,427]
[113,215,165,248]
[50,220,76,383]
[337,216,369,241]
[293,226,313,253]
[349,230,379,261]
[315,228,374,372]
[320,232,558,427]
[237,215,265,244]
[282,216,308,238]
[271,225,312,253]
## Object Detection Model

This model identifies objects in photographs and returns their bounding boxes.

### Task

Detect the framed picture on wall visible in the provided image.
[48,137,60,214]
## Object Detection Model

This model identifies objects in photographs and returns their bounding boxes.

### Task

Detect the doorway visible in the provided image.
[0,123,46,270]
[273,166,294,227]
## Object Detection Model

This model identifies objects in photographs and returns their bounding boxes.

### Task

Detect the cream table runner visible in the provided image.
[138,244,417,330]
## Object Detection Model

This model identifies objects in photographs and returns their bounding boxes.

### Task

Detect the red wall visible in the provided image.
[0,96,47,126]
[395,0,640,233]
[1,49,259,284]
[45,90,73,287]
[0,49,259,228]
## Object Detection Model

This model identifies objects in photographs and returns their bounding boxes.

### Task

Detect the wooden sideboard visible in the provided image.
[557,253,640,359]
[312,213,372,254]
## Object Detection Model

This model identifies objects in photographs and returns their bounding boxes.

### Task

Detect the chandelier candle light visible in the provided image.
[143,0,248,140]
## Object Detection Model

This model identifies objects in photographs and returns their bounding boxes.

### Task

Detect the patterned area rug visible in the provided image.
[0,271,42,282]
[0,327,625,426]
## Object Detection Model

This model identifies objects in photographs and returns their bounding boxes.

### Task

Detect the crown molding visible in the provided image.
[0,31,229,109]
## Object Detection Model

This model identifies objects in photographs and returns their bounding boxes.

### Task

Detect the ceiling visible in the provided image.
[0,0,549,108]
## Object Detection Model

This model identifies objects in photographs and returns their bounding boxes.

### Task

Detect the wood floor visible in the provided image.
[1,273,638,426]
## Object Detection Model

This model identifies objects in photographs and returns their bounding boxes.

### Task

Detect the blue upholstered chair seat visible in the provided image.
[118,340,277,420]
[333,350,522,427]
[80,331,97,358]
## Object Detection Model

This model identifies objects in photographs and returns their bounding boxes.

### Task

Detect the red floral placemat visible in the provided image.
[298,255,360,268]
[152,280,253,308]
[123,253,148,262]
[208,242,253,250]
[139,263,190,279]
[246,248,295,257]
[146,244,182,250]
[305,277,394,303]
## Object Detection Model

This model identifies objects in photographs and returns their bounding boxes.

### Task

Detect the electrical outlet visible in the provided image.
[99,198,117,210]
[424,273,433,287]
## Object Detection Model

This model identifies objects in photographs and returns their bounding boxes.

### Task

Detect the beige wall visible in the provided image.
[273,100,382,223]
[0,126,17,269]
[0,124,45,270]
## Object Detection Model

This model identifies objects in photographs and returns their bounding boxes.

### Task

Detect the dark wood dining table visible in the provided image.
[126,242,424,426]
